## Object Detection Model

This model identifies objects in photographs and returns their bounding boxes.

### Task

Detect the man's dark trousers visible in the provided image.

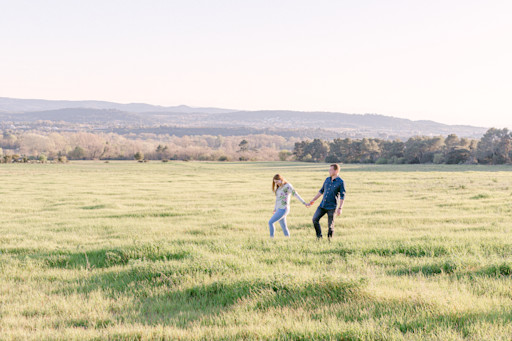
[312,206,335,238]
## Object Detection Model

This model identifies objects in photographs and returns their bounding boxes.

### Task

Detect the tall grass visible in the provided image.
[1,161,512,340]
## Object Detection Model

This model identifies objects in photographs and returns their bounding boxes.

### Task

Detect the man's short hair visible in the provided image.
[330,164,340,172]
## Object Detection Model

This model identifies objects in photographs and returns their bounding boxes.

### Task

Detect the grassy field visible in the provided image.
[1,161,512,340]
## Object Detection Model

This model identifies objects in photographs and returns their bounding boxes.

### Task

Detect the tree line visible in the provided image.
[293,128,512,165]
[1,128,511,164]
[0,130,298,163]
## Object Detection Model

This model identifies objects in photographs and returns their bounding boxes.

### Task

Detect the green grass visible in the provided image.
[1,161,512,340]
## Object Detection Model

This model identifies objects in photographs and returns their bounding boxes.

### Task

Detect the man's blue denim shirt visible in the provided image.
[319,176,346,210]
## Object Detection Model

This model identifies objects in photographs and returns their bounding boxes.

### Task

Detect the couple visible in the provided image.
[269,163,346,240]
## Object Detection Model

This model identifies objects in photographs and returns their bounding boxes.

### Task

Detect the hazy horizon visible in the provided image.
[1,1,511,129]
[0,95,495,129]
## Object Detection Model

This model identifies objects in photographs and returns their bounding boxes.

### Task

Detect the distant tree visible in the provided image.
[346,140,364,163]
[404,137,444,164]
[1,131,19,149]
[379,140,405,160]
[155,144,168,160]
[422,137,445,163]
[433,153,444,164]
[238,140,249,153]
[326,140,341,163]
[331,138,363,163]
[134,152,144,161]
[278,150,292,161]
[99,142,110,160]
[38,154,47,163]
[303,139,328,162]
[293,141,309,161]
[68,146,86,160]
[444,134,460,152]
[360,138,381,163]
[458,137,473,150]
[445,148,471,164]
[214,135,224,148]
[327,138,357,163]
[476,128,512,164]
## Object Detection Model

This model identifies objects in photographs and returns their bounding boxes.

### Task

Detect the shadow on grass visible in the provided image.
[59,264,367,328]
[145,277,365,326]
[58,263,512,337]
[102,212,187,219]
[81,204,109,210]
[388,260,460,277]
[42,245,191,269]
[363,243,450,258]
[393,309,512,337]
[475,263,512,277]
[317,245,355,258]
[137,276,366,326]
[317,242,450,260]
[389,260,512,278]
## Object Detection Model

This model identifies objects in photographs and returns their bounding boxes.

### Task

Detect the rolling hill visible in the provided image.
[0,97,488,139]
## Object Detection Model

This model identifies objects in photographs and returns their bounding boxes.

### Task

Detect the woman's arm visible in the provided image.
[289,184,307,205]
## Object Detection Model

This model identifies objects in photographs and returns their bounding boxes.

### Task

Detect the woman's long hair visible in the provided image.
[272,174,287,194]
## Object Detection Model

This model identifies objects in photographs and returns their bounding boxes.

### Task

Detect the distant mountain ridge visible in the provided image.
[0,97,488,139]
[0,97,235,114]
[1,108,148,124]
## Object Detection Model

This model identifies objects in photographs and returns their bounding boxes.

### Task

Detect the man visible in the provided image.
[308,164,346,240]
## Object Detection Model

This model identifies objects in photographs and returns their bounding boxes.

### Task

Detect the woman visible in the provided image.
[269,174,307,238]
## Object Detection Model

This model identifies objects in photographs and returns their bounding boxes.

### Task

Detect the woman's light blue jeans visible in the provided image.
[268,208,290,237]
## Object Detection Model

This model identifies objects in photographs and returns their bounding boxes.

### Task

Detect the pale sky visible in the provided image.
[1,0,511,128]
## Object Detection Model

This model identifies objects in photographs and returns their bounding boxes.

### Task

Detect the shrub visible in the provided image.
[278,150,292,161]
[390,156,405,164]
[302,154,313,162]
[433,153,444,164]
[198,154,214,161]
[68,146,86,160]
[134,152,144,161]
